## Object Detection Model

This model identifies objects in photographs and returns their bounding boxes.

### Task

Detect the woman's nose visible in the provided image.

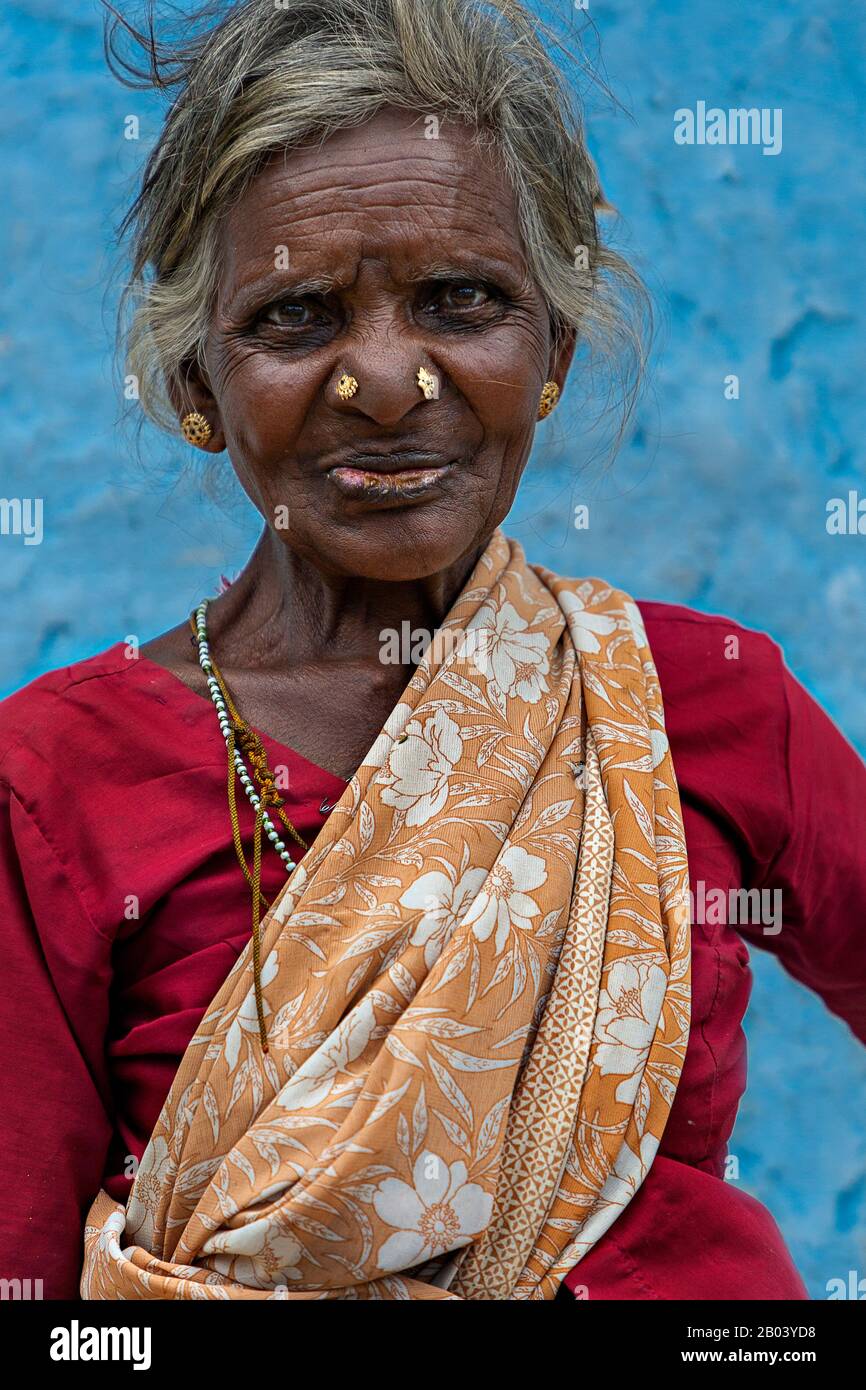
[331,348,438,427]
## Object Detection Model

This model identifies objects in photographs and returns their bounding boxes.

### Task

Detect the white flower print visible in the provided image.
[276,995,377,1111]
[204,1217,303,1287]
[361,701,413,770]
[81,1206,128,1299]
[593,960,668,1103]
[374,1151,493,1272]
[467,601,549,703]
[462,843,547,954]
[559,1132,661,1262]
[126,1135,175,1246]
[224,949,280,1071]
[559,590,617,654]
[597,1132,659,1210]
[399,866,488,968]
[271,862,308,925]
[649,726,669,769]
[622,598,649,653]
[379,708,462,826]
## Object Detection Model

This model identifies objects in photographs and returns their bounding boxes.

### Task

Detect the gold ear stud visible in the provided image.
[336,372,359,401]
[416,366,438,400]
[180,411,212,447]
[537,381,560,419]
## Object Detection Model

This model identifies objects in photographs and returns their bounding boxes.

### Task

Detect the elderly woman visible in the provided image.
[1,0,864,1302]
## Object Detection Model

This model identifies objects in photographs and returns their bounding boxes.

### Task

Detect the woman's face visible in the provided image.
[182,105,574,582]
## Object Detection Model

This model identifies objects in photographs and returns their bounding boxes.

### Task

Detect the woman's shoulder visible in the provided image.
[0,641,204,787]
[633,597,789,723]
[631,598,795,843]
[1,643,123,761]
[635,596,785,665]
[632,596,865,859]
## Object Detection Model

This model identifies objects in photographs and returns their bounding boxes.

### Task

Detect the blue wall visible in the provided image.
[1,0,864,1297]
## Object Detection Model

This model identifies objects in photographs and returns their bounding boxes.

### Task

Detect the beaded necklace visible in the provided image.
[190,600,310,1052]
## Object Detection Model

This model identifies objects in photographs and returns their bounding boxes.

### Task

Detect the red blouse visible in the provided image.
[1,599,864,1300]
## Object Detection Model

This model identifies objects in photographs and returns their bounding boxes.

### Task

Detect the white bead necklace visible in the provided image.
[193,599,296,873]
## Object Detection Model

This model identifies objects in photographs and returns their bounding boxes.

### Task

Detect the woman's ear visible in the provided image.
[166,358,227,452]
[548,326,577,396]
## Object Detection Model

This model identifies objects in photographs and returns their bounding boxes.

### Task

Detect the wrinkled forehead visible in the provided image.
[217,107,530,303]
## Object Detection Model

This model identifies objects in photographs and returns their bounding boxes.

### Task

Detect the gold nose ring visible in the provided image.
[336,372,359,401]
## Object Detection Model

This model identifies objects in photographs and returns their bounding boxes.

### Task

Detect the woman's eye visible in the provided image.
[260,299,320,328]
[428,283,492,314]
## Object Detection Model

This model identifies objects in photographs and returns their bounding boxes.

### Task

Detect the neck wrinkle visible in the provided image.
[206,524,494,670]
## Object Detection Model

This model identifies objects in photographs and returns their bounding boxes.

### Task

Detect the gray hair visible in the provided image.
[106,0,649,445]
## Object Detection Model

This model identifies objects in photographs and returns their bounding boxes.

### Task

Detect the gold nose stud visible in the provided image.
[416,367,438,400]
[336,372,359,401]
[335,367,440,402]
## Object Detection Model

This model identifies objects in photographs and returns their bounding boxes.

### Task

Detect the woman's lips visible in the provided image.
[327,462,454,502]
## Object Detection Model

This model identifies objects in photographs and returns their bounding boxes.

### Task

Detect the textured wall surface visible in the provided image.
[1,0,864,1298]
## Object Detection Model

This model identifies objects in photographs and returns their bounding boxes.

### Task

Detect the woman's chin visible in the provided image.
[290,508,485,583]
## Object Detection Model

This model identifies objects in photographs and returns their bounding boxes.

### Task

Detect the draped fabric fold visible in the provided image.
[82,531,691,1300]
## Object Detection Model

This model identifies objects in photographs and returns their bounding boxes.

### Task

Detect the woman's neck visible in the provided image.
[207,524,487,673]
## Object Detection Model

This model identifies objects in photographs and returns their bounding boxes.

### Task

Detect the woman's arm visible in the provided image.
[0,775,115,1299]
[739,655,866,1042]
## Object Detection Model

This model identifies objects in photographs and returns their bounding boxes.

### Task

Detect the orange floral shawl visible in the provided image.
[82,530,690,1300]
